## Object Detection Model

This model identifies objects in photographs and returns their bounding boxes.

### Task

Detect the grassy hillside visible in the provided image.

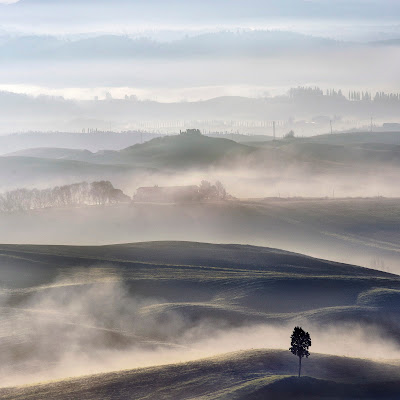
[246,138,400,167]
[243,375,400,400]
[9,132,400,176]
[5,147,94,161]
[5,134,257,169]
[0,241,399,396]
[0,350,399,399]
[5,133,400,202]
[120,134,254,168]
[0,241,399,327]
[2,198,400,273]
[304,131,400,146]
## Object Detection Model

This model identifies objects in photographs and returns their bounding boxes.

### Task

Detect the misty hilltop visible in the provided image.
[6,130,400,171]
[0,32,343,61]
[1,90,400,135]
[2,30,400,63]
[5,133,256,169]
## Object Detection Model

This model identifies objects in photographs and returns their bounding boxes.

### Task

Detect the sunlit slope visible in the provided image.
[0,350,399,400]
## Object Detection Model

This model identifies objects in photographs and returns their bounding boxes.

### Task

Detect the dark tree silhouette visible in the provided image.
[289,326,311,378]
[284,130,295,140]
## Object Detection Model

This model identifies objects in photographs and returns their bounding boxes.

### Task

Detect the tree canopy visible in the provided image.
[289,326,311,378]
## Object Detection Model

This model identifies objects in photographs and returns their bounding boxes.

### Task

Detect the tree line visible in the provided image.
[0,180,231,212]
[0,181,130,212]
[289,86,400,103]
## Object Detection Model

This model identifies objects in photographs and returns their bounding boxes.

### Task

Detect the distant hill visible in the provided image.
[5,147,94,161]
[303,131,400,146]
[7,131,400,183]
[0,131,161,155]
[7,134,257,169]
[247,134,400,167]
[208,132,274,143]
[281,141,400,165]
[371,39,400,47]
[119,133,256,168]
[0,91,399,136]
[0,31,342,61]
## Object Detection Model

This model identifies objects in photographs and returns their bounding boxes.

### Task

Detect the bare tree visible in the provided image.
[0,181,130,212]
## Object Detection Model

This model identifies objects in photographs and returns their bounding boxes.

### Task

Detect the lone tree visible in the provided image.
[289,326,311,378]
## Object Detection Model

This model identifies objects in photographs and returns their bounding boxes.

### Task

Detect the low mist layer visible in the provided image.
[0,269,398,387]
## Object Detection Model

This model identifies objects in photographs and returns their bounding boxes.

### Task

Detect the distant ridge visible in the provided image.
[0,31,341,61]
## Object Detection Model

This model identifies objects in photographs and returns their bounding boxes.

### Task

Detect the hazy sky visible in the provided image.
[1,1,400,34]
[0,0,399,102]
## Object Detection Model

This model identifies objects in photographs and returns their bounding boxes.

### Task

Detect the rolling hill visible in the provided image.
[277,141,400,166]
[303,131,400,146]
[0,350,400,399]
[0,31,342,61]
[8,132,400,174]
[0,131,161,155]
[5,134,257,169]
[2,197,400,273]
[0,241,399,397]
[119,134,256,168]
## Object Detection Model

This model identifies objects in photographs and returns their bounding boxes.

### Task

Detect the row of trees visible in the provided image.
[348,91,400,102]
[289,86,400,103]
[0,181,130,213]
[289,87,345,99]
[1,180,231,212]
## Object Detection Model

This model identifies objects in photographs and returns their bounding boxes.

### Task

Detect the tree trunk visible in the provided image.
[298,356,302,378]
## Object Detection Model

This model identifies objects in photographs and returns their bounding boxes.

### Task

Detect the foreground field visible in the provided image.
[1,350,400,400]
[0,241,399,398]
